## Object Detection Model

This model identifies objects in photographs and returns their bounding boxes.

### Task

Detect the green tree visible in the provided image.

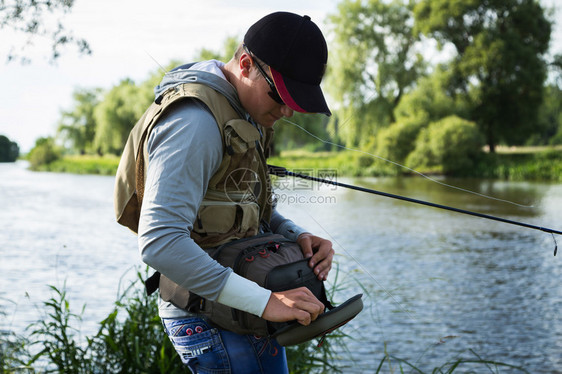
[273,113,331,154]
[27,136,61,169]
[394,64,469,125]
[0,134,19,162]
[326,0,426,146]
[91,61,180,156]
[532,84,562,145]
[194,35,240,62]
[0,0,91,63]
[414,0,552,152]
[373,65,471,165]
[93,79,153,155]
[57,88,103,154]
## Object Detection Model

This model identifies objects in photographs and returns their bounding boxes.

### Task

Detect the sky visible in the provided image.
[0,0,339,152]
[0,0,560,152]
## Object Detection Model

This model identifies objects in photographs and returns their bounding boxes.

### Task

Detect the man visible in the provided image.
[115,11,334,373]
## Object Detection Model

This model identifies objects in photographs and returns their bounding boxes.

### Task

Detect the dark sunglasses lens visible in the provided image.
[268,90,284,105]
[253,57,285,105]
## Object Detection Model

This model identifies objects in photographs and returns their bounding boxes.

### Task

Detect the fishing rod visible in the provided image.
[268,165,560,256]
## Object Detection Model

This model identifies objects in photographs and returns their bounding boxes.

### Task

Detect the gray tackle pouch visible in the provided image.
[152,233,363,346]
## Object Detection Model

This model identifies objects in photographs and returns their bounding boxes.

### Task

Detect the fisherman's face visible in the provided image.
[238,54,294,127]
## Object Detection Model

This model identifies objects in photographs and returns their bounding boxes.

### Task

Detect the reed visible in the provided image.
[0,266,528,373]
[1,268,349,373]
[375,349,529,374]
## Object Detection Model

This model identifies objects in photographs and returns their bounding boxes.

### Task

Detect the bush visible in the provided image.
[473,149,562,181]
[374,117,426,164]
[42,155,120,175]
[406,115,484,174]
[0,135,19,162]
[549,128,562,145]
[27,137,62,170]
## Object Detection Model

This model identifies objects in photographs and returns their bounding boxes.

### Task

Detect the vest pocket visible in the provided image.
[193,201,259,238]
[239,202,259,234]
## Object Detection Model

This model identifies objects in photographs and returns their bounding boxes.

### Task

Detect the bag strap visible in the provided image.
[318,282,335,310]
[145,271,161,296]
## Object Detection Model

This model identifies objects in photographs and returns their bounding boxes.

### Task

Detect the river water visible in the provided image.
[1,161,561,373]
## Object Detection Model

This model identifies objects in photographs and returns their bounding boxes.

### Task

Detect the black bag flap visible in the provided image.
[265,258,321,294]
[272,294,364,347]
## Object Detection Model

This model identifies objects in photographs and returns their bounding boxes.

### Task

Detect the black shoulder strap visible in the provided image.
[145,271,161,296]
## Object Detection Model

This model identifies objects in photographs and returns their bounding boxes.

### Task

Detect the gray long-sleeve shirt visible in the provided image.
[137,60,308,319]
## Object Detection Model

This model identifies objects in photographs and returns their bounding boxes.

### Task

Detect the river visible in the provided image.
[1,161,561,373]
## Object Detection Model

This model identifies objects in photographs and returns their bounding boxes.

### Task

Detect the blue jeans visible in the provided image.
[162,317,289,374]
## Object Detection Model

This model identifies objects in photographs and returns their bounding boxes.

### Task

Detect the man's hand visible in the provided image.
[297,233,334,281]
[261,287,324,325]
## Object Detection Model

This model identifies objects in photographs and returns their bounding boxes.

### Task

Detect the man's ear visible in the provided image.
[239,54,253,78]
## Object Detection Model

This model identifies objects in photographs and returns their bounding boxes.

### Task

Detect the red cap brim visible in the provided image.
[270,67,331,116]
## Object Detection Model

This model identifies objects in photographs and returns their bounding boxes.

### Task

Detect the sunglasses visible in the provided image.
[243,45,285,105]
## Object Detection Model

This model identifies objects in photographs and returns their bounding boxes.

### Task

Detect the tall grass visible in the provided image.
[38,155,121,175]
[477,150,562,181]
[0,269,351,373]
[1,275,183,373]
[0,265,529,373]
[375,348,529,373]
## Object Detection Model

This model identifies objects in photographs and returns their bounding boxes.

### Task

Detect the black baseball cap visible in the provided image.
[244,12,331,116]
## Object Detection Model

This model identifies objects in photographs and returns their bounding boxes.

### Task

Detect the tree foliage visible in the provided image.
[57,88,103,154]
[406,115,484,174]
[93,79,153,155]
[0,134,19,162]
[22,4,562,176]
[194,35,240,62]
[538,84,562,145]
[0,0,91,63]
[414,0,552,152]
[273,113,331,154]
[326,0,426,146]
[373,65,471,166]
[373,116,425,165]
[27,136,61,169]
[394,65,469,125]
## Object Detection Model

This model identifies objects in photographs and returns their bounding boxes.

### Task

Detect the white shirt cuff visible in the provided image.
[216,272,272,317]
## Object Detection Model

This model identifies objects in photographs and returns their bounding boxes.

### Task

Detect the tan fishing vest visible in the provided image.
[114,82,274,249]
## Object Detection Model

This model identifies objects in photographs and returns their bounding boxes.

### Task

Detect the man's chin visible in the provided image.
[257,118,277,128]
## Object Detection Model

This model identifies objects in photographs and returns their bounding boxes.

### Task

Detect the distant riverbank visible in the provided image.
[27,145,562,181]
[2,161,561,372]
